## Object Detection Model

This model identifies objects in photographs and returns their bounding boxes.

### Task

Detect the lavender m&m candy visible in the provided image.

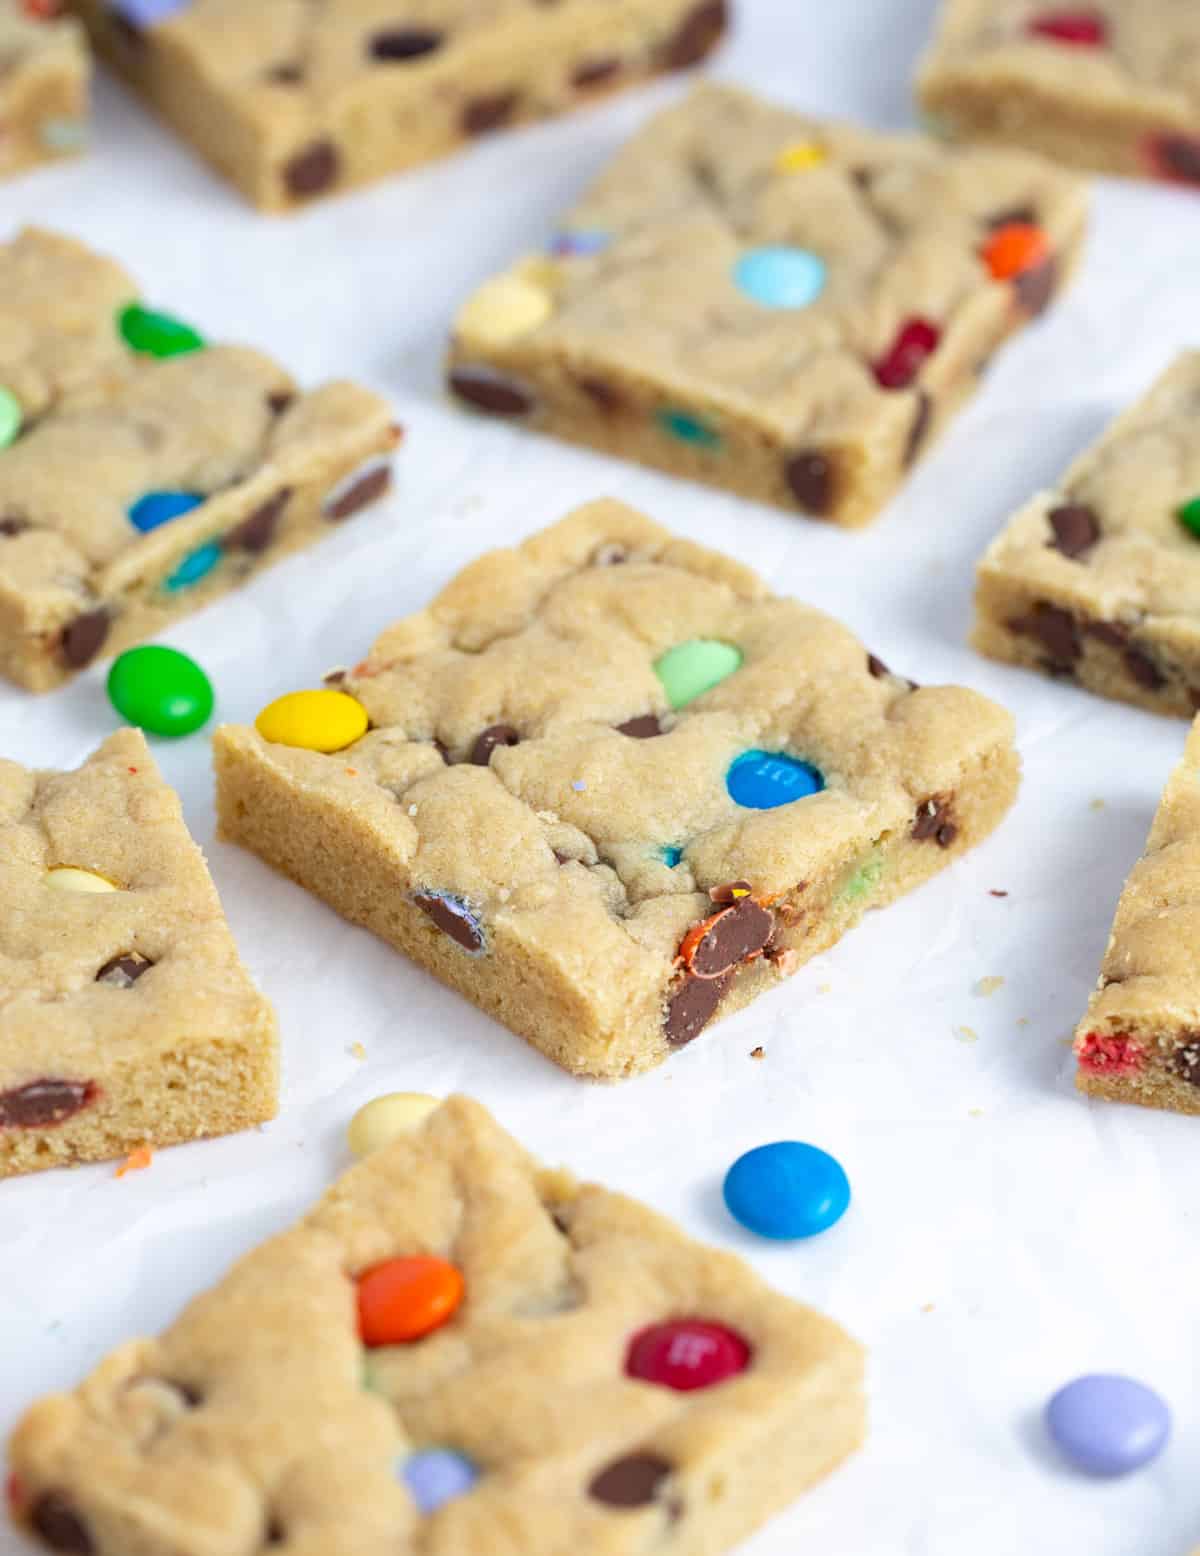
[1044,1374,1170,1476]
[111,0,191,26]
[400,1448,478,1513]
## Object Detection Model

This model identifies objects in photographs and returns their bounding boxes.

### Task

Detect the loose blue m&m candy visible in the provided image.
[734,246,826,309]
[726,751,823,809]
[400,1448,479,1514]
[1045,1375,1170,1477]
[128,491,205,534]
[723,1142,850,1240]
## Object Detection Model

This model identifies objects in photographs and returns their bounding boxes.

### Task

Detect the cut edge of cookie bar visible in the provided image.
[0,729,278,1177]
[1073,718,1200,1116]
[66,0,729,213]
[0,7,90,176]
[917,1,1200,187]
[214,498,1020,1079]
[446,82,1089,529]
[972,353,1200,718]
[7,1095,865,1556]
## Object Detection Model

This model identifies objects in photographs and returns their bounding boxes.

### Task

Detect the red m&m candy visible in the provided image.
[625,1319,751,1391]
[1028,11,1107,45]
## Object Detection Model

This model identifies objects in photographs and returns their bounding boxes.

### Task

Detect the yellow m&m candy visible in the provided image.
[45,866,120,894]
[255,689,368,753]
[775,141,827,173]
[348,1093,440,1157]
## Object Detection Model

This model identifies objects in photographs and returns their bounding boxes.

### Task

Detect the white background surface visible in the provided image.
[2,3,1199,1553]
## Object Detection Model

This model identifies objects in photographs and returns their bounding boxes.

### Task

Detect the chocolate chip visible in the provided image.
[96,952,153,987]
[326,464,391,521]
[168,1379,203,1407]
[228,489,291,553]
[413,892,484,952]
[283,140,340,199]
[664,971,730,1046]
[986,204,1036,229]
[1014,255,1058,316]
[449,366,534,417]
[592,543,628,565]
[912,795,957,848]
[1124,645,1165,690]
[903,389,933,468]
[1007,602,1079,664]
[1047,502,1100,558]
[577,376,623,412]
[369,28,443,61]
[1156,135,1200,186]
[1173,1043,1200,1086]
[0,516,27,536]
[850,166,874,191]
[462,91,519,136]
[785,450,834,515]
[867,653,889,678]
[616,714,663,738]
[573,56,621,88]
[266,62,303,84]
[264,1516,286,1546]
[658,0,728,68]
[30,1493,92,1554]
[60,607,110,669]
[470,724,520,764]
[266,390,295,416]
[0,1079,96,1128]
[110,14,143,47]
[589,1452,673,1508]
[1085,619,1129,648]
[688,898,774,978]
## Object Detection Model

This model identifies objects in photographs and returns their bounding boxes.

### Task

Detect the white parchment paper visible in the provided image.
[2,4,1200,1552]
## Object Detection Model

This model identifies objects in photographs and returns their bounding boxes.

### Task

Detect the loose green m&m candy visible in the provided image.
[118,303,205,359]
[107,645,214,737]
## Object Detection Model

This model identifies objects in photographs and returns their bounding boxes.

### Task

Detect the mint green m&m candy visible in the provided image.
[654,639,743,709]
[107,646,214,737]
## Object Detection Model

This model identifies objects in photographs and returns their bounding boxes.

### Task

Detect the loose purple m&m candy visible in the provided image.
[1044,1374,1170,1476]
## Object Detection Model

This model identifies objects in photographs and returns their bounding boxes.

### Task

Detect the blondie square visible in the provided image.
[973,354,1200,716]
[8,1095,864,1556]
[446,83,1089,528]
[919,0,1200,187]
[1074,717,1200,1115]
[0,227,400,693]
[0,1,89,177]
[67,0,728,212]
[214,499,1020,1079]
[0,728,278,1178]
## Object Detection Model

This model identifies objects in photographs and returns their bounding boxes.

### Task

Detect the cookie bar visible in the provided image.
[0,728,278,1178]
[214,499,1020,1079]
[973,354,1200,716]
[0,227,400,693]
[446,83,1089,528]
[7,1095,865,1555]
[1073,718,1200,1115]
[66,0,729,213]
[919,1,1200,187]
[0,1,89,177]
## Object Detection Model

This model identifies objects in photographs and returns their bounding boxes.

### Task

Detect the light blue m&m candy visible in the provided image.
[723,1142,850,1240]
[726,750,823,810]
[128,491,205,534]
[734,246,826,309]
[165,541,221,591]
[400,1448,479,1514]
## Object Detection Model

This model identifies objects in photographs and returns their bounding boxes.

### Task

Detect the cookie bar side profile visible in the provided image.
[0,1,89,176]
[0,227,401,693]
[918,0,1200,187]
[216,498,1019,1079]
[446,82,1088,527]
[972,353,1200,716]
[8,1096,865,1556]
[67,0,729,212]
[0,729,278,1177]
[1073,719,1200,1115]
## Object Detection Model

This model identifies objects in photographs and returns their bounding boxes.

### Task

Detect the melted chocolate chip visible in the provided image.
[1124,645,1165,690]
[95,952,153,987]
[904,389,933,467]
[616,714,663,738]
[1084,619,1128,648]
[264,1516,286,1546]
[986,204,1036,229]
[1008,602,1079,664]
[462,91,519,136]
[369,28,443,61]
[1047,502,1099,558]
[0,515,27,536]
[470,724,520,764]
[326,464,391,520]
[413,892,484,952]
[283,140,340,199]
[573,56,621,88]
[664,971,730,1046]
[0,1079,96,1128]
[228,489,291,553]
[1156,135,1200,186]
[266,62,303,84]
[577,376,624,412]
[912,796,958,848]
[29,1493,93,1554]
[867,653,889,678]
[659,0,728,68]
[61,607,109,669]
[266,390,294,416]
[709,880,752,904]
[785,450,834,515]
[1014,255,1058,316]
[689,898,774,978]
[1173,1042,1200,1086]
[589,1452,673,1507]
[449,366,534,417]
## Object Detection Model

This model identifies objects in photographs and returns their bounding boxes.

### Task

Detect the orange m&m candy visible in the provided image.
[981,222,1050,281]
[356,1256,464,1346]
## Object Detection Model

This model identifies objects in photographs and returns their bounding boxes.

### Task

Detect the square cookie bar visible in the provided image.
[0,728,278,1177]
[1073,718,1200,1115]
[919,0,1200,187]
[67,0,729,212]
[446,83,1089,528]
[214,499,1020,1078]
[7,1095,865,1556]
[0,227,400,693]
[0,1,89,175]
[974,354,1200,716]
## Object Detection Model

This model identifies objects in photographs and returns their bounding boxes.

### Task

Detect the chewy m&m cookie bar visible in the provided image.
[67,0,729,213]
[0,729,277,1178]
[446,83,1088,528]
[0,1,88,177]
[1073,718,1200,1116]
[974,355,1200,716]
[8,1095,864,1554]
[214,499,1020,1078]
[919,1,1200,188]
[0,228,399,693]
